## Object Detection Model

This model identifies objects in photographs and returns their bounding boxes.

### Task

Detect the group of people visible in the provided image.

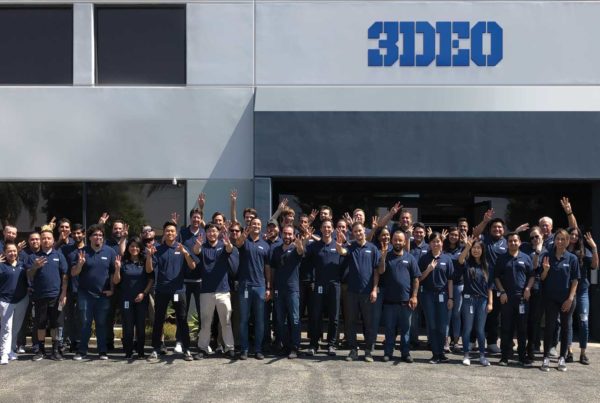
[0,192,595,373]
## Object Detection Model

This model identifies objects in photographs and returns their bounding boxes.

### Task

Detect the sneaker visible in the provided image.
[443,343,451,353]
[0,356,8,365]
[364,351,374,363]
[32,351,45,361]
[239,351,248,360]
[51,350,64,361]
[255,352,264,360]
[540,357,550,372]
[226,350,236,359]
[580,353,590,365]
[184,350,193,361]
[288,350,298,359]
[401,355,414,363]
[439,354,450,363]
[8,352,18,361]
[452,344,463,354]
[32,344,40,354]
[557,356,567,372]
[194,351,206,360]
[462,355,471,366]
[159,343,168,355]
[479,356,490,366]
[498,359,509,366]
[137,352,146,360]
[382,355,391,362]
[487,344,501,354]
[73,353,86,361]
[174,342,183,354]
[99,353,108,360]
[125,353,133,360]
[327,346,336,356]
[346,349,358,362]
[17,346,25,354]
[147,351,159,362]
[548,347,558,358]
[429,355,440,364]
[523,358,533,368]
[565,352,574,363]
[305,347,316,356]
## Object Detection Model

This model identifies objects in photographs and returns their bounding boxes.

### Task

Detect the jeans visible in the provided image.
[274,290,301,351]
[310,282,341,348]
[78,291,110,355]
[569,289,589,349]
[346,291,374,350]
[383,303,412,357]
[121,297,148,356]
[500,297,528,361]
[543,296,576,358]
[526,290,543,357]
[421,290,449,356]
[64,292,81,347]
[239,284,265,353]
[485,291,501,346]
[152,291,190,351]
[371,288,384,350]
[447,284,464,340]
[461,295,487,355]
[106,286,121,347]
[299,280,313,339]
[198,292,234,353]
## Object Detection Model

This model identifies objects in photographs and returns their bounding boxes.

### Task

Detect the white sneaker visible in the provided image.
[462,356,471,366]
[17,346,25,354]
[479,356,490,366]
[541,357,550,372]
[174,342,183,354]
[557,357,567,372]
[8,352,17,361]
[0,356,8,365]
[147,350,159,362]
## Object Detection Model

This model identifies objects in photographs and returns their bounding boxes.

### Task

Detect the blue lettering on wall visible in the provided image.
[368,21,503,67]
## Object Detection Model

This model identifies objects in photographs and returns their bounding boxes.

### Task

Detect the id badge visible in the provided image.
[519,303,525,315]
[274,290,279,297]
[124,301,130,309]
[244,289,249,299]
[463,294,471,299]
[438,294,444,303]
[174,293,179,302]
[470,305,474,314]
[496,291,501,298]
[318,286,323,294]
[420,286,424,293]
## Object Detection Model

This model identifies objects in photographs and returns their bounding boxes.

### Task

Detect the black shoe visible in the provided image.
[566,352,574,363]
[439,354,450,363]
[125,354,134,361]
[580,353,590,365]
[194,352,206,360]
[288,350,298,359]
[429,355,440,364]
[255,352,264,360]
[99,353,109,360]
[137,353,146,360]
[239,351,248,360]
[107,344,115,352]
[523,358,533,367]
[327,346,336,356]
[51,350,64,361]
[382,355,391,362]
[227,350,236,359]
[159,343,168,355]
[498,359,509,366]
[401,355,414,363]
[32,351,45,361]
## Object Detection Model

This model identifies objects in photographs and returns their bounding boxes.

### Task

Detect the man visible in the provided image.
[457,217,469,237]
[25,228,68,361]
[192,224,237,359]
[228,222,243,350]
[376,231,420,362]
[495,232,535,366]
[16,231,41,353]
[409,222,429,259]
[269,225,307,358]
[146,221,197,362]
[71,224,117,361]
[212,212,226,230]
[408,222,428,347]
[54,218,74,251]
[0,225,25,253]
[538,217,555,250]
[297,214,317,343]
[307,219,344,356]
[234,217,271,360]
[263,220,281,349]
[336,222,381,362]
[62,224,85,353]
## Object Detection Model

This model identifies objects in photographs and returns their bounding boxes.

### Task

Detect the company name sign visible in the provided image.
[368,21,503,67]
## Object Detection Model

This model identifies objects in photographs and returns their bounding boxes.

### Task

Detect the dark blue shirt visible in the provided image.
[105,237,123,256]
[299,238,316,282]
[152,242,196,295]
[418,252,455,292]
[572,247,594,292]
[0,262,28,303]
[61,243,82,294]
[25,249,68,300]
[409,240,429,261]
[237,238,270,288]
[541,250,580,302]
[179,226,206,281]
[77,245,117,297]
[306,239,344,285]
[543,233,555,251]
[445,245,464,284]
[198,241,236,293]
[494,251,533,299]
[270,244,303,293]
[343,241,381,294]
[120,260,152,301]
[381,251,420,303]
[456,261,491,299]
[481,233,508,289]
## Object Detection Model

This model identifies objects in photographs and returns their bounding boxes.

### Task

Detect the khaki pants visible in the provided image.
[198,292,234,352]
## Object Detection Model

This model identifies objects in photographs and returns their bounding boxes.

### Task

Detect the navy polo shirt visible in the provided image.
[152,242,196,295]
[409,240,430,261]
[445,245,464,284]
[494,251,533,298]
[382,251,420,303]
[267,237,283,249]
[237,238,270,288]
[481,233,508,288]
[418,252,454,292]
[105,237,123,255]
[78,245,117,297]
[198,241,234,293]
[343,241,381,294]
[541,250,580,302]
[19,247,39,264]
[270,244,302,293]
[25,249,68,300]
[120,261,152,301]
[306,239,344,285]
[456,262,490,299]
[0,240,4,253]
[178,225,206,249]
[543,233,555,251]
[62,244,82,294]
[576,248,594,292]
[299,238,316,282]
[0,262,28,303]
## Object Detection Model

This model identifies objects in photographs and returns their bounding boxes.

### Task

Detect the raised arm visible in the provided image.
[269,198,288,223]
[584,232,599,269]
[229,189,238,225]
[377,202,402,231]
[561,196,578,230]
[472,208,494,239]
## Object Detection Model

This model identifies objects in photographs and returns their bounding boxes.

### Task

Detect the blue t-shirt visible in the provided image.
[61,243,82,294]
[455,261,491,299]
[237,238,270,288]
[343,241,381,294]
[306,239,344,285]
[381,251,420,303]
[270,244,303,293]
[299,238,316,282]
[481,233,508,288]
[0,262,28,303]
[198,241,235,293]
[541,250,580,302]
[418,252,455,292]
[445,245,464,284]
[120,260,152,301]
[179,226,206,281]
[25,249,68,300]
[77,245,117,297]
[520,243,546,292]
[152,242,196,295]
[573,248,594,292]
[494,251,533,299]
[409,240,430,261]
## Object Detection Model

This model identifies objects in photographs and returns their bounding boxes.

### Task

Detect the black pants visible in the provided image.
[122,298,148,355]
[64,292,81,346]
[152,291,189,351]
[34,297,63,330]
[299,280,313,339]
[485,292,501,346]
[175,282,201,343]
[106,286,121,347]
[500,298,528,361]
[346,292,374,350]
[310,282,340,348]
[526,290,543,357]
[543,297,576,358]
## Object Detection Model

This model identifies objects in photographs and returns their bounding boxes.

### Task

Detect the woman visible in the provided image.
[443,227,464,352]
[113,237,153,360]
[371,226,392,352]
[418,232,454,364]
[540,229,579,372]
[565,227,598,364]
[0,241,29,364]
[457,238,492,366]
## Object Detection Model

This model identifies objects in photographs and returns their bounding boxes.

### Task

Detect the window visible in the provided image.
[95,5,186,85]
[0,6,73,84]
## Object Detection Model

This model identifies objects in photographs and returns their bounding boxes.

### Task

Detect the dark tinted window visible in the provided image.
[0,6,73,84]
[95,6,186,85]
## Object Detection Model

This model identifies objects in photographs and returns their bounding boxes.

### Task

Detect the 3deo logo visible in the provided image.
[368,21,503,67]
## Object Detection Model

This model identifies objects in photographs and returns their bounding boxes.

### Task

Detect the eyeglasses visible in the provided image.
[230,229,241,233]
[530,235,540,239]
[91,233,103,237]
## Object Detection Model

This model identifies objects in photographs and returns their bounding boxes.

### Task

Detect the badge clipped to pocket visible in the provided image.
[244,289,249,299]
[438,293,444,303]
[519,303,525,315]
[174,293,179,302]
[318,286,323,294]
[124,301,130,310]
